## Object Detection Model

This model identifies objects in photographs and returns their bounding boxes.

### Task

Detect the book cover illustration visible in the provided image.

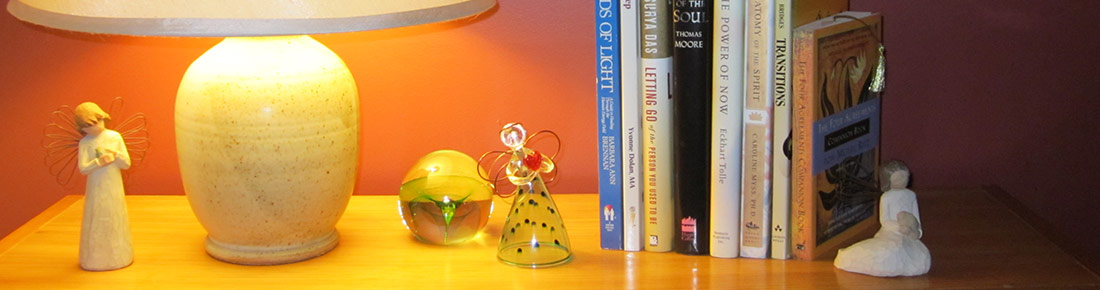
[792,11,882,260]
[672,0,712,256]
[596,0,624,250]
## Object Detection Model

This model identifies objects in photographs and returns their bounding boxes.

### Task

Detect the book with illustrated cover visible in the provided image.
[640,0,674,252]
[596,0,623,251]
[709,0,744,259]
[739,0,774,259]
[620,0,645,252]
[672,0,713,256]
[791,11,883,261]
[770,0,849,260]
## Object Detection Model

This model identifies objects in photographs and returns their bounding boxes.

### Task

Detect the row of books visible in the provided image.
[597,0,884,260]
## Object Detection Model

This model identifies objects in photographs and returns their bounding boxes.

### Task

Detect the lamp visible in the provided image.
[9,0,496,265]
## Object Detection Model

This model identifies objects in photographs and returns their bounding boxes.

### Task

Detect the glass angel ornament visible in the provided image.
[399,150,494,245]
[42,100,148,271]
[482,123,572,268]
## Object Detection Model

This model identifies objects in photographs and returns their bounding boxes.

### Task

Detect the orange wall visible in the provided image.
[0,2,597,237]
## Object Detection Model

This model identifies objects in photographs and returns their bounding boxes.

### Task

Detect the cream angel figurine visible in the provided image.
[834,160,930,277]
[74,102,134,271]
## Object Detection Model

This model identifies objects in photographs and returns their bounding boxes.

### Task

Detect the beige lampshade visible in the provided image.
[6,0,496,36]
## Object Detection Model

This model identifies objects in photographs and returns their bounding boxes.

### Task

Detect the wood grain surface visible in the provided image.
[1,189,1096,289]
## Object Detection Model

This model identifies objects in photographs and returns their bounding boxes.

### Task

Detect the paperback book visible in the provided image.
[739,0,774,259]
[769,0,849,260]
[640,0,675,252]
[621,0,645,252]
[791,11,883,261]
[596,0,624,251]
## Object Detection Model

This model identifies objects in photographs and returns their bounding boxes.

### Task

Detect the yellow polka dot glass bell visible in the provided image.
[492,123,572,268]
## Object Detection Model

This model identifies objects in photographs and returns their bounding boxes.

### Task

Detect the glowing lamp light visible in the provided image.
[9,0,495,265]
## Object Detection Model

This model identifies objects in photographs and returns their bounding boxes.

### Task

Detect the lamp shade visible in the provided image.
[6,0,496,36]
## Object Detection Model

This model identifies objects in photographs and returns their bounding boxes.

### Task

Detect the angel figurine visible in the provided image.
[834,160,931,277]
[44,99,147,271]
[480,123,572,268]
[74,102,135,271]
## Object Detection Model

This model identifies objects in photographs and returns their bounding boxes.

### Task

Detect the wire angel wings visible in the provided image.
[42,97,149,187]
[477,123,561,198]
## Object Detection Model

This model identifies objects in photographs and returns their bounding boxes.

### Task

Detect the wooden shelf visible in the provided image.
[1,188,1097,289]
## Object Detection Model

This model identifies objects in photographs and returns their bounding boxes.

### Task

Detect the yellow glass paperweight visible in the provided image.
[398,150,494,245]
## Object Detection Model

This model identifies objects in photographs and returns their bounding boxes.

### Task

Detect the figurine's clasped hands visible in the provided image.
[97,150,117,165]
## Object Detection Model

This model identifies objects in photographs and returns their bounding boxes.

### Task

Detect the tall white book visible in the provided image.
[709,0,745,259]
[739,0,775,259]
[769,0,793,260]
[620,0,644,252]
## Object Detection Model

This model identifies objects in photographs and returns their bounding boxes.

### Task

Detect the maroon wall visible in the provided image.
[851,0,1100,268]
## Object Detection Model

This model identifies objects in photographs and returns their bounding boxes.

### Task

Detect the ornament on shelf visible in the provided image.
[43,98,149,271]
[834,160,931,277]
[398,150,495,245]
[480,123,572,268]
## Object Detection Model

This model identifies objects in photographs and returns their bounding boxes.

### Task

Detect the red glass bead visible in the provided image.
[524,152,543,170]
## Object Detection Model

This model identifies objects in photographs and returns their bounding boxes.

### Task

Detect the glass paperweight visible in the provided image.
[491,123,572,268]
[398,150,494,245]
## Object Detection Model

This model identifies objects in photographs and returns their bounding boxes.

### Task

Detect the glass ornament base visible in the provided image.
[496,176,572,268]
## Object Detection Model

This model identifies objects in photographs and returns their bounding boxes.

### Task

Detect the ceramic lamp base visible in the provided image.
[176,35,359,266]
[204,230,340,265]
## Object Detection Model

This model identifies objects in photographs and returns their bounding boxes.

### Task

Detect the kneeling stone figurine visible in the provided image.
[834,160,930,277]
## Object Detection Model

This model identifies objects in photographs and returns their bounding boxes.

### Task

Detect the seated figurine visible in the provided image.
[834,160,930,277]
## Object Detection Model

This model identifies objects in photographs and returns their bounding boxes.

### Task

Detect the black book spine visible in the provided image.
[672,0,713,255]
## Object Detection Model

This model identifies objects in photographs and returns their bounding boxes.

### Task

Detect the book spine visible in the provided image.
[620,0,644,252]
[672,0,713,256]
[640,0,674,252]
[597,0,624,251]
[790,24,814,261]
[769,0,792,260]
[709,0,745,259]
[739,0,774,259]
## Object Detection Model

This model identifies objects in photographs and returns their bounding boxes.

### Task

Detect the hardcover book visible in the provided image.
[640,0,675,252]
[739,0,774,259]
[672,0,713,256]
[791,11,883,261]
[621,0,645,252]
[770,0,848,260]
[596,0,624,251]
[708,0,745,259]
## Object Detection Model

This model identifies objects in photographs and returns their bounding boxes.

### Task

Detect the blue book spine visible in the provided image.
[596,0,623,250]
